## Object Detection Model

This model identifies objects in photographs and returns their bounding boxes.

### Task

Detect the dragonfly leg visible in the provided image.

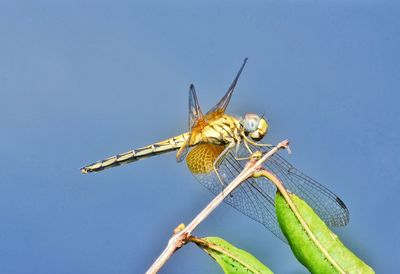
[243,134,273,148]
[233,141,253,161]
[243,139,254,154]
[212,142,235,190]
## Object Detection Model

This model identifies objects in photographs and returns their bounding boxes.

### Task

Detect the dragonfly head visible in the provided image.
[241,113,269,141]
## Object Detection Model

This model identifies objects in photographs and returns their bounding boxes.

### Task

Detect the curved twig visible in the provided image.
[146,140,289,274]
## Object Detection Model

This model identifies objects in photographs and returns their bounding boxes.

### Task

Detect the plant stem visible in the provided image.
[146,139,289,274]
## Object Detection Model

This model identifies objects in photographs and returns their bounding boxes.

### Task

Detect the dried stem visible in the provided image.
[146,139,290,274]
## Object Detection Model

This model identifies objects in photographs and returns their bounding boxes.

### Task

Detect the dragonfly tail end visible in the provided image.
[80,167,89,174]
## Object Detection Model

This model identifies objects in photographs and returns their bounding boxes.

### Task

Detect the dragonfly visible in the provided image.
[81,59,349,242]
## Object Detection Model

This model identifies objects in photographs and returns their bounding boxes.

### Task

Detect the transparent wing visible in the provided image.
[189,143,286,241]
[188,143,349,243]
[176,137,190,163]
[253,144,350,227]
[177,85,205,163]
[189,84,204,129]
[206,58,248,118]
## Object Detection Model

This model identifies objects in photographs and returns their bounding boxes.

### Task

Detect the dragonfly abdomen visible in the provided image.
[80,133,189,174]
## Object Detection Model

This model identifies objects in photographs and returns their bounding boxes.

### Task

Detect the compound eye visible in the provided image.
[242,113,261,133]
[249,118,268,141]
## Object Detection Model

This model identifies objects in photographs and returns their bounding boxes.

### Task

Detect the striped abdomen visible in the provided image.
[80,133,189,174]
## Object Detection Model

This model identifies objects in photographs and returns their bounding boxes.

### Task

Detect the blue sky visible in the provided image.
[1,1,399,273]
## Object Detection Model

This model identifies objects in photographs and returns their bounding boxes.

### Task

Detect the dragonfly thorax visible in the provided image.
[196,113,269,146]
[197,114,243,145]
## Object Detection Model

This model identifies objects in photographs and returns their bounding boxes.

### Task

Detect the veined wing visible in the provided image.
[177,84,205,162]
[254,144,350,227]
[187,143,286,241]
[178,58,248,162]
[189,84,205,129]
[205,58,248,120]
[186,143,349,242]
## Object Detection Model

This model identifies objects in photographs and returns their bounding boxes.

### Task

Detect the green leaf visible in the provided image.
[191,236,273,274]
[276,192,374,274]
